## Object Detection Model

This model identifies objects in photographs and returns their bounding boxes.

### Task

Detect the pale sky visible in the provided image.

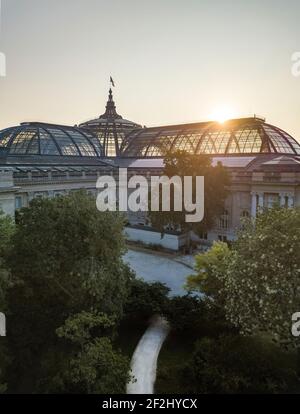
[0,0,300,142]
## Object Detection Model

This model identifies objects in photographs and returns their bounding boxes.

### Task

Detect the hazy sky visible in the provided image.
[0,0,300,141]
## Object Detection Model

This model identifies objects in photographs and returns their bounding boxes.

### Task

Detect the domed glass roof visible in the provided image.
[79,89,141,157]
[121,117,300,157]
[0,122,104,157]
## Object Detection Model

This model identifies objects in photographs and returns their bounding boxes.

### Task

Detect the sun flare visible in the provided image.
[211,106,236,123]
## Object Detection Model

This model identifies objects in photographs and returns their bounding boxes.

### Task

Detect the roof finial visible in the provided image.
[99,79,122,120]
[108,77,115,103]
[108,88,113,101]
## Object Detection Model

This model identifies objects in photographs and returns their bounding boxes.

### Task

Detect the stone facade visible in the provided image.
[0,154,300,250]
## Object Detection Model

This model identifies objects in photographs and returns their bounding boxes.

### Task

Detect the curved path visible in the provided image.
[124,249,195,296]
[127,316,170,394]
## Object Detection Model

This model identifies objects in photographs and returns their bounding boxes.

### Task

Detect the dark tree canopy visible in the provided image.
[5,192,133,393]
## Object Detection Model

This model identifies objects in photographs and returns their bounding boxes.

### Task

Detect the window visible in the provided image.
[34,192,47,199]
[54,192,64,198]
[15,196,22,209]
[265,193,279,209]
[218,235,228,242]
[219,209,229,230]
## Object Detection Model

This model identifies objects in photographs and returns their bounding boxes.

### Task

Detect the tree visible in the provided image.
[223,208,300,348]
[149,150,230,238]
[0,211,14,311]
[6,192,133,392]
[124,279,170,322]
[164,294,235,338]
[188,207,300,349]
[187,241,231,308]
[43,311,132,394]
[0,211,14,394]
[184,335,294,394]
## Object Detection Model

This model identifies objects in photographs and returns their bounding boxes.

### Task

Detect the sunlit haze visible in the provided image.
[0,0,300,142]
[210,106,237,124]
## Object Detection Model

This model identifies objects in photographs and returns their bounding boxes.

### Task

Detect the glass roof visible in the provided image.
[79,89,141,157]
[121,118,300,157]
[2,118,299,160]
[0,123,104,157]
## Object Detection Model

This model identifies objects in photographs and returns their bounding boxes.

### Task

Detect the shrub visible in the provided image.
[184,334,297,394]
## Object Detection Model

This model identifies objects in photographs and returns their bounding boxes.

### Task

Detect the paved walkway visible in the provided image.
[127,316,170,394]
[124,249,198,394]
[123,249,195,296]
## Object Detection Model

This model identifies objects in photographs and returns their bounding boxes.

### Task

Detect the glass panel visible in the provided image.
[26,135,39,154]
[233,128,262,153]
[197,134,215,154]
[0,130,14,147]
[84,132,102,156]
[65,130,97,156]
[263,126,294,154]
[270,127,300,155]
[211,131,231,153]
[9,130,37,154]
[47,128,79,156]
[39,128,60,155]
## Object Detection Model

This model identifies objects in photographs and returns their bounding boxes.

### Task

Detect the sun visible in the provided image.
[211,106,236,123]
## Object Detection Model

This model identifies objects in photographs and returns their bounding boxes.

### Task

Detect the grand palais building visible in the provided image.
[1,88,300,249]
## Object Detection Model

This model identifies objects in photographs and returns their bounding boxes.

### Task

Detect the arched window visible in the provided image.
[241,210,250,219]
[219,209,229,230]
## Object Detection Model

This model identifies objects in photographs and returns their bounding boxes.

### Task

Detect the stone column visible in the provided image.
[27,192,35,202]
[251,192,257,218]
[258,192,264,209]
[288,195,294,208]
[279,193,286,207]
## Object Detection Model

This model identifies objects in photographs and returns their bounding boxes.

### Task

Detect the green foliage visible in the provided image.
[149,150,230,236]
[64,337,130,394]
[188,207,300,349]
[187,241,231,306]
[164,295,235,338]
[224,208,300,346]
[0,211,15,257]
[125,279,170,322]
[184,335,295,394]
[5,192,133,392]
[56,311,115,344]
[49,311,131,394]
[155,335,193,394]
[158,208,300,393]
[0,211,14,309]
[0,211,14,393]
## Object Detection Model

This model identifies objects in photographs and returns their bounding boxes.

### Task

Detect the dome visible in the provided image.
[121,117,300,157]
[0,122,104,157]
[79,89,141,157]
